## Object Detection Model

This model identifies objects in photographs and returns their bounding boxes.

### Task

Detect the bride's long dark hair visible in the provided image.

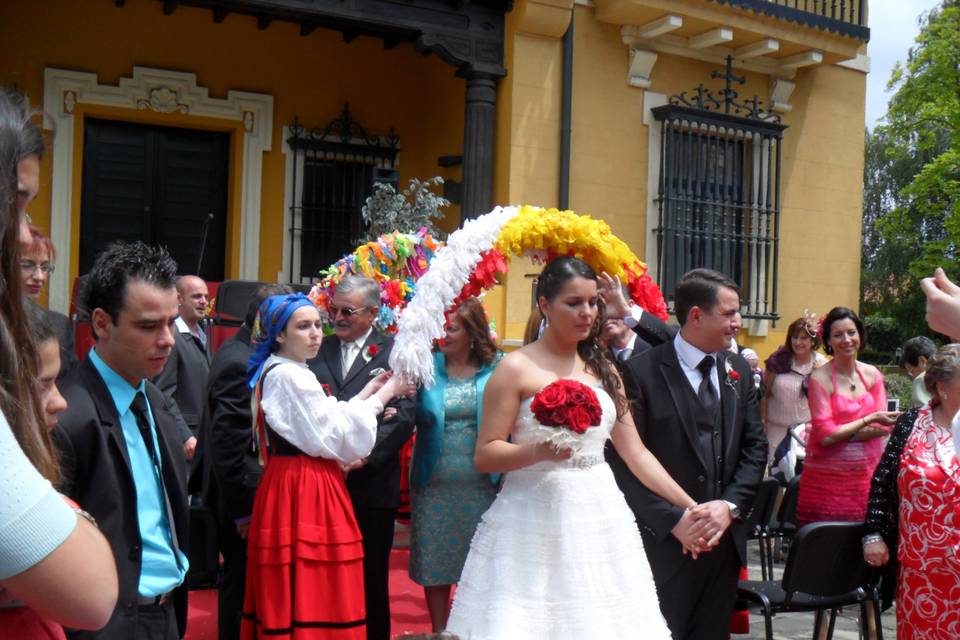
[536,256,627,418]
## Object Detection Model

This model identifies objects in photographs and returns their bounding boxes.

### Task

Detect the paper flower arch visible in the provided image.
[389,205,668,385]
[308,228,443,334]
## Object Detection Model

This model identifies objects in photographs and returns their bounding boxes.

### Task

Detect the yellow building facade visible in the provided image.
[1,0,869,358]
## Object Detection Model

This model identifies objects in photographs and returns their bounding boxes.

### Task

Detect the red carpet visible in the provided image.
[185,548,432,639]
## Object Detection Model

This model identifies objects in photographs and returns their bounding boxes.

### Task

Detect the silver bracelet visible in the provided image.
[72,506,99,529]
[862,533,883,547]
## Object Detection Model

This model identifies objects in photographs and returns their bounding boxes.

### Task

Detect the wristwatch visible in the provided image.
[723,500,741,519]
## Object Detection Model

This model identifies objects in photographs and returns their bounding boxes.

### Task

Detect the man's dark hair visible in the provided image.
[245,283,294,329]
[673,268,741,326]
[79,241,178,325]
[25,300,57,345]
[902,336,936,367]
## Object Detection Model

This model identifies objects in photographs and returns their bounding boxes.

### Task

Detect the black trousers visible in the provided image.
[133,601,178,640]
[354,507,397,640]
[217,506,248,640]
[654,536,741,640]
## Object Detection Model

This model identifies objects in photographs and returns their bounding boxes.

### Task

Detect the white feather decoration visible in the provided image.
[389,206,520,385]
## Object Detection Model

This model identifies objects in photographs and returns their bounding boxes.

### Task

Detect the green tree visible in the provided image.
[862,2,960,341]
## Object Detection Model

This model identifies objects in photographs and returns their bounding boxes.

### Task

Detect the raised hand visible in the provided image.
[920,267,960,339]
[360,370,393,398]
[597,272,630,319]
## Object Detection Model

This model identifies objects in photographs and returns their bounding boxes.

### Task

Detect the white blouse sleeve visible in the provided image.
[0,411,77,579]
[260,363,382,464]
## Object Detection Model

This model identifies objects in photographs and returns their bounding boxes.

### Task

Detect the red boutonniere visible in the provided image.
[363,344,379,361]
[530,379,603,434]
[724,360,741,393]
[321,383,333,396]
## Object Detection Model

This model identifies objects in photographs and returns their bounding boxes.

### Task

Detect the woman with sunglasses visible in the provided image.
[241,293,416,640]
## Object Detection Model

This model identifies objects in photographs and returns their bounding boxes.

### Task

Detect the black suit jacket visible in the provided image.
[55,358,190,639]
[204,326,260,521]
[608,341,767,581]
[154,325,211,444]
[307,330,416,510]
[632,310,678,347]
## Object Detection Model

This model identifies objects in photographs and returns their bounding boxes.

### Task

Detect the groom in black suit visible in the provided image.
[307,275,416,640]
[607,269,767,640]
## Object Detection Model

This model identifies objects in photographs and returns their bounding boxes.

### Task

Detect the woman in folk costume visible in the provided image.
[240,293,416,640]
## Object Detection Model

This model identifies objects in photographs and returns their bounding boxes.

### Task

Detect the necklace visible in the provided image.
[833,362,857,392]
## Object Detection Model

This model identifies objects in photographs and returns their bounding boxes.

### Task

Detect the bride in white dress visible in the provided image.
[445,256,695,640]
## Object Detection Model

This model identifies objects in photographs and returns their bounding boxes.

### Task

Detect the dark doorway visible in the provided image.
[80,118,229,280]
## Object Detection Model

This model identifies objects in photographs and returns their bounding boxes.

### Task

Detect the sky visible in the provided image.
[865,0,942,128]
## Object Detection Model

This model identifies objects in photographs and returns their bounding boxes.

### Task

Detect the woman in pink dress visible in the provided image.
[796,307,899,525]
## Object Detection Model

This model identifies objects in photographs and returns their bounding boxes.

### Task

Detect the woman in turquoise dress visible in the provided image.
[409,297,501,631]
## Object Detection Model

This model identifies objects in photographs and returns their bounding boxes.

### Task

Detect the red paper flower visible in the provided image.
[364,344,379,360]
[530,379,602,435]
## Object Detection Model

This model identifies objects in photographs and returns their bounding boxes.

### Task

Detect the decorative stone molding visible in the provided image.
[137,86,188,114]
[836,53,870,74]
[515,0,574,39]
[627,48,658,89]
[42,66,273,312]
[641,91,668,285]
[769,78,796,113]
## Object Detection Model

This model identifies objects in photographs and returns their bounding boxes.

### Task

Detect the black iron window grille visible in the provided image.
[287,104,399,283]
[652,58,787,320]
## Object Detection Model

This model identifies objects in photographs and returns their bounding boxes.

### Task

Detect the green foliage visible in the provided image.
[863,315,901,354]
[862,3,960,341]
[880,370,914,410]
[360,176,450,242]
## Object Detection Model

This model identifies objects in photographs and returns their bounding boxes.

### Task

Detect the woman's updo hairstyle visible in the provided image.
[535,256,626,417]
[820,306,865,356]
[924,343,960,407]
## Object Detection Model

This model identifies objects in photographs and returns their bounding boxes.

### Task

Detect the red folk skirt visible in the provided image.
[241,454,366,640]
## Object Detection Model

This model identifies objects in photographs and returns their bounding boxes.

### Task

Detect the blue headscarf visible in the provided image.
[246,293,317,388]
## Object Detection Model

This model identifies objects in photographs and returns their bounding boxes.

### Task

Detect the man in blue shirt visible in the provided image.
[56,242,190,640]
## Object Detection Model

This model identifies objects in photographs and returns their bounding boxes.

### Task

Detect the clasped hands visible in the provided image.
[672,500,733,559]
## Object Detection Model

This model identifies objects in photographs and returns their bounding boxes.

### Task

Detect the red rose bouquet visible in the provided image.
[530,379,603,435]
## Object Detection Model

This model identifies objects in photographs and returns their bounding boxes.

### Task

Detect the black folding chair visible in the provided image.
[744,477,781,580]
[768,472,801,563]
[738,521,884,640]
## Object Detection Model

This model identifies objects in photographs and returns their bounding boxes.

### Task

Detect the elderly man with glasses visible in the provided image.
[307,275,416,640]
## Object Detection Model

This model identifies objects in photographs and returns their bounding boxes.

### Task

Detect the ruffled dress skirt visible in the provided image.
[445,460,672,639]
[241,455,366,640]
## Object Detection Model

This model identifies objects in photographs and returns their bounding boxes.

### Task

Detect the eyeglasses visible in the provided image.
[20,261,54,275]
[328,305,369,319]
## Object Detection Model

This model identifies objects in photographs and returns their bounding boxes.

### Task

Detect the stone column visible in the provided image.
[459,69,498,219]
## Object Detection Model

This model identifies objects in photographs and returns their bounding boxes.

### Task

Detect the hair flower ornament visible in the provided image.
[801,308,819,339]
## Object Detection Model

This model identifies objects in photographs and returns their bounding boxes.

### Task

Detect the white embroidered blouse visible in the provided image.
[258,354,383,464]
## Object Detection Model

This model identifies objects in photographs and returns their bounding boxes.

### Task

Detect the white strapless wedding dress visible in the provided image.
[445,383,672,639]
